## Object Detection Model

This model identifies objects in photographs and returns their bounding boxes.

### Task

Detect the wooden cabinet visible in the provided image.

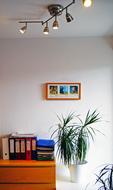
[0,160,56,190]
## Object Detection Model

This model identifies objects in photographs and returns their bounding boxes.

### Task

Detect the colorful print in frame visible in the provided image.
[46,82,81,100]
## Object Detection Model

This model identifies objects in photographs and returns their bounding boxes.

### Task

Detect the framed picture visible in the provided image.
[45,82,81,100]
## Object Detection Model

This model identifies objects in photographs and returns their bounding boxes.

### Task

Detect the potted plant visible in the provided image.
[69,109,101,182]
[51,109,101,182]
[51,112,77,180]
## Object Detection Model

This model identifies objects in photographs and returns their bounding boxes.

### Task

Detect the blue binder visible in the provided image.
[37,139,55,148]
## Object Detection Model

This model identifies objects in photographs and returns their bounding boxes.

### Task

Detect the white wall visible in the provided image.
[0,37,113,181]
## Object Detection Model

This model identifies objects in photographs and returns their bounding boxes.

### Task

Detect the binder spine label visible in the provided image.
[10,139,14,153]
[21,139,25,153]
[15,139,20,153]
[26,140,30,151]
[32,139,36,151]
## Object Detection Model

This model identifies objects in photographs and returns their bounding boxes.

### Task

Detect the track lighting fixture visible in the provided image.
[52,16,59,30]
[19,22,27,34]
[19,0,93,35]
[66,8,74,23]
[19,0,75,35]
[82,0,93,7]
[43,22,49,35]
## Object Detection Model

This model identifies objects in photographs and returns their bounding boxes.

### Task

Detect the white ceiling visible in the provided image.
[0,0,113,39]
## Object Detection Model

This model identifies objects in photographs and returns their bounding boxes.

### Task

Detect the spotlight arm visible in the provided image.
[19,0,75,26]
[19,21,43,24]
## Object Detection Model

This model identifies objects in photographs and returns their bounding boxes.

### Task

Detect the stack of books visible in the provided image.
[36,139,55,161]
[2,133,37,160]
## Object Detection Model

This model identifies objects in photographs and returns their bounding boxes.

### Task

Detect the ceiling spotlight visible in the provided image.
[19,22,27,34]
[43,22,49,35]
[82,0,93,7]
[66,8,74,23]
[52,16,59,30]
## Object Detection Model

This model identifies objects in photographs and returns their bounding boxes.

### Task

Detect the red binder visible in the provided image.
[26,138,31,160]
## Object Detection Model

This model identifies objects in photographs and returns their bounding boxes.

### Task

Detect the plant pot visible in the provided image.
[69,161,88,183]
[56,163,70,181]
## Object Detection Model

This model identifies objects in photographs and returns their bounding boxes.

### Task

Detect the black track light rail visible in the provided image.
[19,0,75,26]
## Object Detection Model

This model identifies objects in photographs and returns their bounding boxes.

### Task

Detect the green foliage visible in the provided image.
[75,110,101,163]
[51,109,101,165]
[95,164,113,190]
[51,112,76,165]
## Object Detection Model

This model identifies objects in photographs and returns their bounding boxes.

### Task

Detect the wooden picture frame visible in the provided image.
[45,82,81,100]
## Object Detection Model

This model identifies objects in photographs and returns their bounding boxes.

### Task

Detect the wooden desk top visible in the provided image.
[0,160,56,167]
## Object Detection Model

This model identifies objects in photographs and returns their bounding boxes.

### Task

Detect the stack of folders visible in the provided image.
[36,139,55,161]
[2,133,37,160]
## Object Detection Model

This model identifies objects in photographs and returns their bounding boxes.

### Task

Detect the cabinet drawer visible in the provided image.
[0,184,56,190]
[0,167,55,183]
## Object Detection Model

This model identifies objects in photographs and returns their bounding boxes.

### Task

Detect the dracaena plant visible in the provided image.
[75,109,101,163]
[95,164,113,190]
[51,112,77,165]
[51,109,101,165]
